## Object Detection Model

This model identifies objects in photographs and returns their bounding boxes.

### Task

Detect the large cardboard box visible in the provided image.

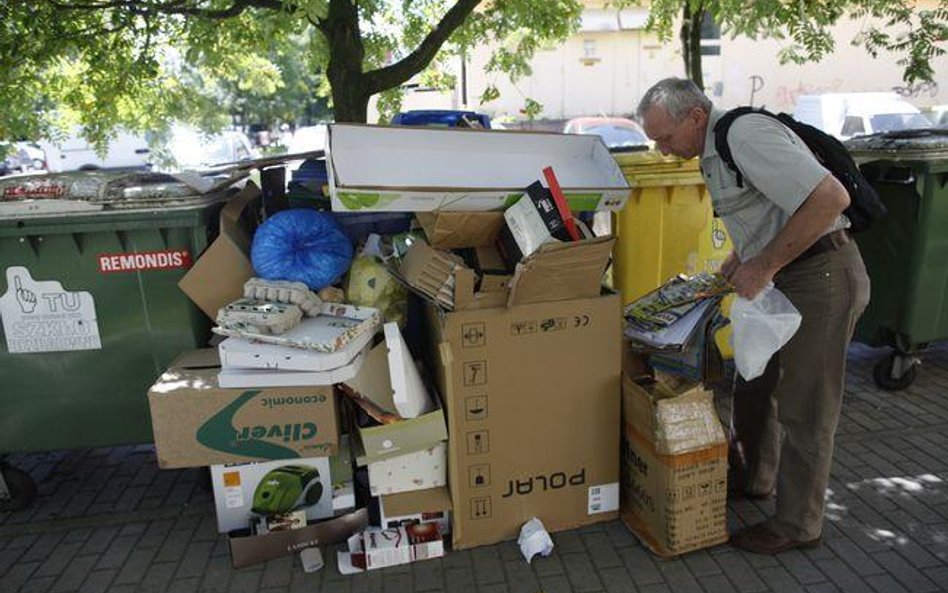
[326,124,630,212]
[147,349,339,468]
[424,293,622,549]
[620,372,729,556]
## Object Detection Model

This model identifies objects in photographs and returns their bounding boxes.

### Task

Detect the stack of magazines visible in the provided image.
[623,272,730,351]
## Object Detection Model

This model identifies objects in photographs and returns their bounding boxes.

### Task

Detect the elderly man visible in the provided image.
[637,78,870,554]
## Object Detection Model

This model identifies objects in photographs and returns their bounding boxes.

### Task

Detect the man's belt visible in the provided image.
[794,229,850,263]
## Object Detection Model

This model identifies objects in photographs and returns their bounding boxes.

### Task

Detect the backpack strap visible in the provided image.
[712,106,774,188]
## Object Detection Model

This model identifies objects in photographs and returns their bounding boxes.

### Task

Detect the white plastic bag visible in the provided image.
[731,284,801,380]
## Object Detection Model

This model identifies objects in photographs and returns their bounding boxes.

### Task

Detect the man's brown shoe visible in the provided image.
[730,523,821,555]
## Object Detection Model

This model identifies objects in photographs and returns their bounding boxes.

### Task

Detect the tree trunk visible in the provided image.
[330,82,370,124]
[679,3,705,90]
[322,0,370,123]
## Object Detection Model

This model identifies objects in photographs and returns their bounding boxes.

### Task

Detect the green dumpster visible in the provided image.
[0,171,233,508]
[846,130,948,390]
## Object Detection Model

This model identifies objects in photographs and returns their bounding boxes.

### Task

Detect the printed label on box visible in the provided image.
[222,471,244,509]
[588,482,619,514]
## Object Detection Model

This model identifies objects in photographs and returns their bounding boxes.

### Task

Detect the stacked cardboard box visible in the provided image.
[619,371,729,556]
[157,124,633,567]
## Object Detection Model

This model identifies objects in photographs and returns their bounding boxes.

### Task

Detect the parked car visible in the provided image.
[925,105,948,127]
[285,124,328,156]
[793,92,932,140]
[391,110,492,128]
[0,142,44,177]
[562,117,650,151]
[158,127,259,170]
[37,128,152,173]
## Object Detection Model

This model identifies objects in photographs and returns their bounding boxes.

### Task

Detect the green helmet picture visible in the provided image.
[252,464,324,516]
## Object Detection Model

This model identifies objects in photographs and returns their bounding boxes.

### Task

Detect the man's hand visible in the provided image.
[729,255,777,300]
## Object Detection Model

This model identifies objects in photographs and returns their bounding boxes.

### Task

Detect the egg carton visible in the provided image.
[243,277,322,317]
[216,298,304,335]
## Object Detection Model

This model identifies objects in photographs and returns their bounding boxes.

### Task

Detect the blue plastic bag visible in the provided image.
[251,209,354,290]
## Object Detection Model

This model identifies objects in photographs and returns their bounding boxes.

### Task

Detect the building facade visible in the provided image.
[372,1,948,122]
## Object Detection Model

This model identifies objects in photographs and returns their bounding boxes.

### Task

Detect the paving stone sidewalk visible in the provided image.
[2,343,947,593]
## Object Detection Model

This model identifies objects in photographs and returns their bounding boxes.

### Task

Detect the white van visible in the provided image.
[793,92,931,140]
[38,128,152,173]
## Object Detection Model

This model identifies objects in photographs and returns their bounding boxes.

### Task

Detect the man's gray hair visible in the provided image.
[637,78,712,121]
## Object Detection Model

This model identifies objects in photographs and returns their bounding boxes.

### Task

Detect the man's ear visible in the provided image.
[690,106,707,125]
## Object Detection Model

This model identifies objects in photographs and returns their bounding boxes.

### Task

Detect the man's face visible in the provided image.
[641,104,707,159]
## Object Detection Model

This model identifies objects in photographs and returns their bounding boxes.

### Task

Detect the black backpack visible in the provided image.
[712,106,886,232]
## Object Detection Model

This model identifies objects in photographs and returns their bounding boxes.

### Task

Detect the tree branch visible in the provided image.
[363,0,482,95]
[49,0,292,20]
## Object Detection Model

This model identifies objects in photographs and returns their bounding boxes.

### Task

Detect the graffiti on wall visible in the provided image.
[772,79,845,111]
[892,81,939,98]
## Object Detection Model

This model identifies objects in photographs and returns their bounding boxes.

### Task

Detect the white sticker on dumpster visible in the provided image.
[0,266,102,353]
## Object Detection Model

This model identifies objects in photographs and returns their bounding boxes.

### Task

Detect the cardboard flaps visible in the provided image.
[178,183,260,319]
[416,212,506,249]
[506,236,615,307]
[622,372,726,455]
[395,235,614,311]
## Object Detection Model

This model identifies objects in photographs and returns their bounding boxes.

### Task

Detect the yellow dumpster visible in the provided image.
[613,152,732,305]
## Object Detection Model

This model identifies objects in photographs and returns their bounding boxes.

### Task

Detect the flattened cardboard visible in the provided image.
[423,293,622,550]
[217,344,369,388]
[229,508,368,569]
[178,184,260,319]
[147,349,339,468]
[218,325,374,372]
[416,212,505,249]
[507,236,615,307]
[326,124,630,212]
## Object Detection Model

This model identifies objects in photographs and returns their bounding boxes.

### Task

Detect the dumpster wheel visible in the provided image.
[873,353,918,391]
[0,466,38,512]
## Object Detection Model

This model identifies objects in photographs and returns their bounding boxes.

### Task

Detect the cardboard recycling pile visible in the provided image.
[619,272,735,556]
[144,123,742,571]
